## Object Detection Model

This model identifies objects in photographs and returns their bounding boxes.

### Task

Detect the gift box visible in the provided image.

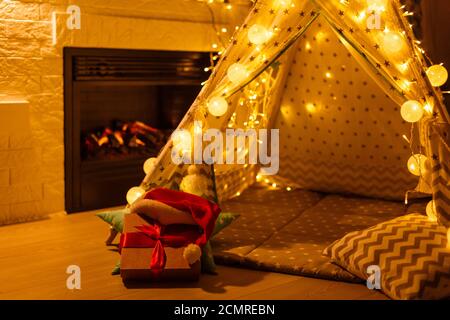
[120,213,201,281]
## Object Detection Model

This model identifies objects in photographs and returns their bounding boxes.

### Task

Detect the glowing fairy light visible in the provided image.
[423,103,434,114]
[207,96,229,117]
[248,24,271,45]
[367,0,388,12]
[426,200,438,222]
[427,64,448,87]
[401,100,423,123]
[143,157,157,174]
[397,61,409,73]
[227,63,249,84]
[402,134,411,144]
[407,154,428,176]
[382,31,405,54]
[273,0,293,8]
[171,129,192,153]
[126,186,145,205]
[355,11,366,22]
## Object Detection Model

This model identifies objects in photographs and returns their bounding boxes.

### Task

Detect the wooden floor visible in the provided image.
[0,209,387,300]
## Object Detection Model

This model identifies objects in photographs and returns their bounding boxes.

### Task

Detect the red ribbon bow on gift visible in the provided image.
[119,223,200,270]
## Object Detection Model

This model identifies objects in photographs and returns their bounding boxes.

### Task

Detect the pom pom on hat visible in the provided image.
[183,244,202,265]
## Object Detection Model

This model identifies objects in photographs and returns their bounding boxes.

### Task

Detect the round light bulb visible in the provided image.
[273,0,292,7]
[126,186,145,205]
[143,157,157,174]
[426,65,448,87]
[227,63,249,84]
[367,0,388,11]
[207,96,228,117]
[401,100,424,123]
[248,24,270,45]
[407,154,428,176]
[382,31,404,54]
[171,129,191,150]
[426,200,438,222]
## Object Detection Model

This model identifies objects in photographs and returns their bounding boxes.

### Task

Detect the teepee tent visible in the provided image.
[127,0,450,235]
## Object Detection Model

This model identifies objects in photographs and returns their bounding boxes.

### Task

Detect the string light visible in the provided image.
[401,100,424,123]
[171,129,192,153]
[367,0,388,12]
[248,24,271,45]
[426,64,448,87]
[382,31,404,54]
[273,0,293,8]
[402,134,411,144]
[426,200,438,222]
[227,63,249,84]
[423,102,434,114]
[157,1,443,206]
[126,186,145,205]
[397,61,409,73]
[207,96,229,116]
[143,157,157,174]
[355,11,366,23]
[407,154,428,176]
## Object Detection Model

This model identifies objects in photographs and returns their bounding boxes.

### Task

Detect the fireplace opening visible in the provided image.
[64,48,210,213]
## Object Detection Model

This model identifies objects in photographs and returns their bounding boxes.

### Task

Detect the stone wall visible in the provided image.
[0,0,250,224]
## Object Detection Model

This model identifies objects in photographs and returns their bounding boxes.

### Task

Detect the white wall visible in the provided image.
[0,0,250,224]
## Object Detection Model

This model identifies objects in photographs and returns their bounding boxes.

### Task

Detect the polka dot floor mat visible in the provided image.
[212,183,427,282]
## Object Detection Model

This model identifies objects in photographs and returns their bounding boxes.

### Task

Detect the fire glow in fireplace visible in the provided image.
[64,48,210,212]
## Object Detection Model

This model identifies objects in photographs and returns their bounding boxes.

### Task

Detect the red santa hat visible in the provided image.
[143,187,221,246]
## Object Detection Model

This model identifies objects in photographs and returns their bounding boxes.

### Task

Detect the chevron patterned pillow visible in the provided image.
[323,214,450,300]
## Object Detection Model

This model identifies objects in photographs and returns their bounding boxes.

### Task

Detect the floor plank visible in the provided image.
[0,211,387,300]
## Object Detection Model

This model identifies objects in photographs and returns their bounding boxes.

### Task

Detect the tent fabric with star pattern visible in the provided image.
[136,0,450,230]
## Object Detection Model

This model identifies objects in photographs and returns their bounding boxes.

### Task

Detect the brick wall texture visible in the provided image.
[0,0,248,224]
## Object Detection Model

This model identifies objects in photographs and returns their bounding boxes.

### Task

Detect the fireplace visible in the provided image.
[64,48,210,213]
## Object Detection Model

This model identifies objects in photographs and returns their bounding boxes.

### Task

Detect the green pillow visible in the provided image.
[111,261,121,275]
[212,212,239,237]
[96,208,127,233]
[201,241,217,274]
[202,212,240,274]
